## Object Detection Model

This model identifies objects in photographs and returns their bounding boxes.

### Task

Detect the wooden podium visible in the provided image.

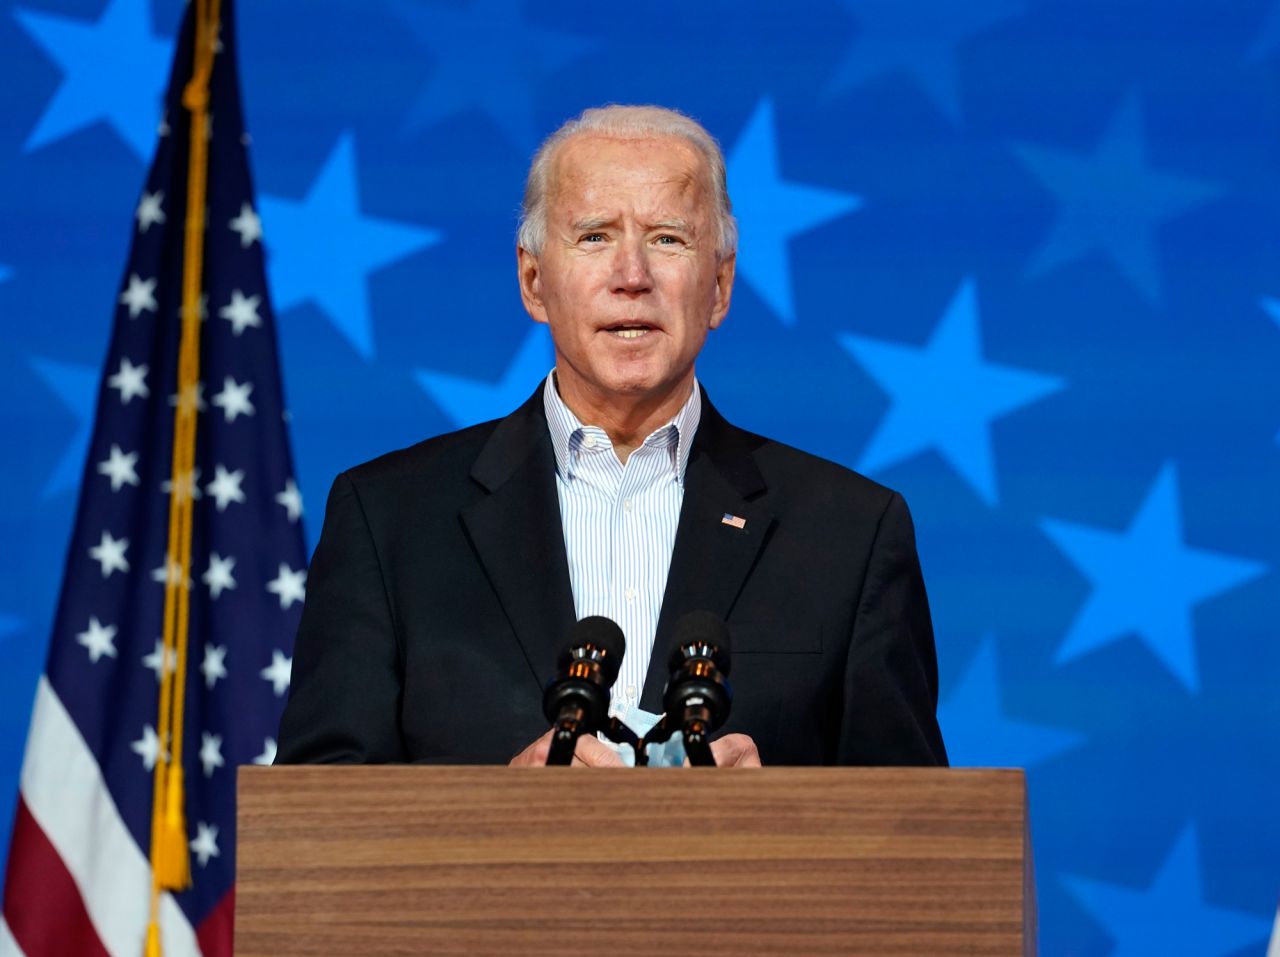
[236,766,1036,956]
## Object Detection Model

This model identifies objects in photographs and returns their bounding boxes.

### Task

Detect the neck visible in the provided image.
[554,374,693,464]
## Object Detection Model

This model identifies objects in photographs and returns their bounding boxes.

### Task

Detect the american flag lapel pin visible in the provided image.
[721,513,747,529]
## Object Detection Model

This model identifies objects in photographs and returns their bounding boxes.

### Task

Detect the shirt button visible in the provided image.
[625,586,636,602]
[623,498,633,512]
[583,434,596,449]
[625,684,637,700]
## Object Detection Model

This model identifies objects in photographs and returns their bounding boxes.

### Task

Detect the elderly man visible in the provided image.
[276,105,947,769]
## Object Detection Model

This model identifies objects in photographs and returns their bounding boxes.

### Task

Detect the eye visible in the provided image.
[579,232,606,243]
[655,234,683,246]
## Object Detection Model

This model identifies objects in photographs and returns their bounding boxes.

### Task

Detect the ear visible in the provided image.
[708,252,735,330]
[517,245,548,324]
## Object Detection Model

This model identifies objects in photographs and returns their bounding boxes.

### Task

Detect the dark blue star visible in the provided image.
[260,133,443,361]
[1015,94,1221,305]
[14,0,171,159]
[938,636,1083,768]
[837,278,1063,505]
[726,99,862,326]
[1040,463,1268,693]
[415,326,552,429]
[1247,0,1280,62]
[1063,826,1272,957]
[828,0,1022,121]
[392,0,594,150]
[29,357,99,500]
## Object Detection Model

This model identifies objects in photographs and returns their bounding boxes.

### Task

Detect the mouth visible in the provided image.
[602,322,659,340]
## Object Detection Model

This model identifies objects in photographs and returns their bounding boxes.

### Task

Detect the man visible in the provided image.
[276,105,946,769]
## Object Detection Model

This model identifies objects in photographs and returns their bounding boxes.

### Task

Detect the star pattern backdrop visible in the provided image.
[1,0,1277,954]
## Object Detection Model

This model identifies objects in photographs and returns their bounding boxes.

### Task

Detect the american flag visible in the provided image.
[0,2,305,955]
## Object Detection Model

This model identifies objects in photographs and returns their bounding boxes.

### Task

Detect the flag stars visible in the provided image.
[161,466,202,503]
[275,479,303,523]
[178,292,208,324]
[253,737,277,766]
[201,643,228,689]
[205,464,246,511]
[97,444,140,491]
[211,376,255,422]
[202,552,237,600]
[219,289,262,335]
[77,616,118,663]
[189,822,220,867]
[135,190,166,232]
[132,724,162,771]
[266,564,306,611]
[260,649,292,696]
[107,357,150,404]
[88,530,130,577]
[229,202,262,247]
[151,556,191,590]
[169,380,207,415]
[199,732,224,777]
[142,639,174,681]
[119,273,158,318]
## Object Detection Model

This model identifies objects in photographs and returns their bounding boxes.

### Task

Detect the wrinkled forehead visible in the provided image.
[545,133,715,222]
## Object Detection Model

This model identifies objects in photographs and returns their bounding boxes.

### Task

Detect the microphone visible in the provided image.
[541,616,625,765]
[661,611,733,766]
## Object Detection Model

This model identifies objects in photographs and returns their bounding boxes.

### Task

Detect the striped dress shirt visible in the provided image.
[542,373,701,716]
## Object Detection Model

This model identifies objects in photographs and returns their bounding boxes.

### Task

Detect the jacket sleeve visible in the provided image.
[837,491,948,766]
[275,471,407,763]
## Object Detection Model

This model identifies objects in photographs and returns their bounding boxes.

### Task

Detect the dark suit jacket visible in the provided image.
[277,386,947,766]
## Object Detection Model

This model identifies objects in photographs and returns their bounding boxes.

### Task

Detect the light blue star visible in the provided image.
[1063,826,1272,957]
[260,133,443,361]
[415,325,552,429]
[726,100,862,326]
[837,278,1064,505]
[938,636,1083,768]
[13,0,171,159]
[828,0,1022,122]
[29,357,99,500]
[1015,94,1221,305]
[392,0,594,150]
[1040,464,1268,693]
[0,615,21,646]
[1247,0,1280,62]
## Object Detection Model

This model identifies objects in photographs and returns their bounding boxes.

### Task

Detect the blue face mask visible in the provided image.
[599,702,688,768]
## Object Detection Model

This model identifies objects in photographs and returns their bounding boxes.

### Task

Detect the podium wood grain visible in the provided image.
[237,766,1035,956]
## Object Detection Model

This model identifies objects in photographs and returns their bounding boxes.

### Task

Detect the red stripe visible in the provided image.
[2,796,112,957]
[196,885,234,957]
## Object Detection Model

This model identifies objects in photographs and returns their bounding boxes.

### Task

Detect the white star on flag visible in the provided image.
[119,273,158,318]
[168,380,207,414]
[202,552,237,599]
[253,737,277,766]
[205,464,246,511]
[190,822,221,868]
[135,190,166,232]
[266,563,306,610]
[151,556,191,589]
[177,291,208,323]
[260,649,292,696]
[199,732,225,778]
[160,466,203,503]
[97,444,140,492]
[228,202,262,247]
[141,639,174,682]
[211,376,255,422]
[131,724,163,772]
[275,478,303,523]
[88,530,130,577]
[107,357,150,404]
[77,616,118,663]
[201,643,228,689]
[219,288,262,335]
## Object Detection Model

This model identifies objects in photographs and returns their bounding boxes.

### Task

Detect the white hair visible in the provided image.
[517,104,738,260]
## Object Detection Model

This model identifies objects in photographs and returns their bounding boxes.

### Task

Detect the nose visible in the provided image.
[612,236,653,295]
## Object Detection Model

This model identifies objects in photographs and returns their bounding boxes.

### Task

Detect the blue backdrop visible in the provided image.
[1,1,1277,953]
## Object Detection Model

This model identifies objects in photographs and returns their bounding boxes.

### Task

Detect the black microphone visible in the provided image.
[662,610,733,766]
[541,616,626,765]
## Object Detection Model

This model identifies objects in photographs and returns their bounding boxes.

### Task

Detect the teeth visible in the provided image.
[614,328,649,339]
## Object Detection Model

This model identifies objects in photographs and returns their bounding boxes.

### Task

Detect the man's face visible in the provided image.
[518,133,734,416]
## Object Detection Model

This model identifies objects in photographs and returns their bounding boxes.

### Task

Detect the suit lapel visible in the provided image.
[639,397,775,711]
[461,389,576,690]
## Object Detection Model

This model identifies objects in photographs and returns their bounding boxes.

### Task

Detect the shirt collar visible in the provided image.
[542,371,702,486]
